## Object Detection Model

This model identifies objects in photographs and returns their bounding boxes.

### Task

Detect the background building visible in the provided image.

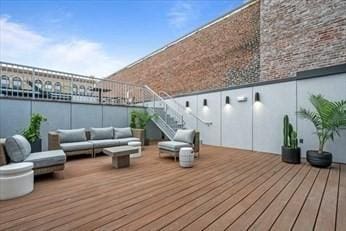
[108,0,346,96]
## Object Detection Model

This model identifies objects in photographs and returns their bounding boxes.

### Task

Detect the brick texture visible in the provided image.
[260,0,346,80]
[109,1,260,95]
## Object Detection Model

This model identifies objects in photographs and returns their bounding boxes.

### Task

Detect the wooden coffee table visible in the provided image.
[103,146,139,168]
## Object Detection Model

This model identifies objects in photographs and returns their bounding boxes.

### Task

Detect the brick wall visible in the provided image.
[260,0,346,80]
[109,1,260,96]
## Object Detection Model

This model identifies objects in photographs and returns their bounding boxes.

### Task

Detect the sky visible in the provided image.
[0,0,245,77]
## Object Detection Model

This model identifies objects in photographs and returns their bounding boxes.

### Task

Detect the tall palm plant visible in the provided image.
[298,94,346,154]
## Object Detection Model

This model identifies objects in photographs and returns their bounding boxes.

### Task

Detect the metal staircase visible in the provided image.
[143,86,185,140]
[143,86,212,140]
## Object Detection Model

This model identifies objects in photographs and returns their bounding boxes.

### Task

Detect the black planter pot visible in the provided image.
[30,139,42,153]
[306,150,332,168]
[281,146,301,164]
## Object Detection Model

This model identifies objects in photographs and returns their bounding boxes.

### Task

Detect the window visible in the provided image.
[13,77,22,89]
[54,82,61,93]
[34,79,42,89]
[45,81,52,92]
[72,84,78,94]
[1,75,10,88]
[79,85,85,95]
[87,86,93,96]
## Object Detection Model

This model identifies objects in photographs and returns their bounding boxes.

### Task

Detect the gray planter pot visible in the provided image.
[306,150,332,168]
[30,138,42,153]
[281,146,301,164]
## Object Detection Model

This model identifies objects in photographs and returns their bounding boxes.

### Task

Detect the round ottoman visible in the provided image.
[179,147,194,168]
[0,162,34,200]
[128,141,142,158]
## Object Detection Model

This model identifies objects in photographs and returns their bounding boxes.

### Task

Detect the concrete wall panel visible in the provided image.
[253,81,297,154]
[297,73,346,163]
[32,101,71,150]
[0,99,31,138]
[221,88,253,150]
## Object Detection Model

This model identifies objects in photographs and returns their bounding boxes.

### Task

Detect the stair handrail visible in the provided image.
[144,85,184,129]
[158,90,213,126]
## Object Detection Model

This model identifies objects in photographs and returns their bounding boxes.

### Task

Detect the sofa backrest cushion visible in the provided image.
[114,127,132,139]
[5,135,31,163]
[57,128,87,143]
[173,129,195,144]
[90,127,114,140]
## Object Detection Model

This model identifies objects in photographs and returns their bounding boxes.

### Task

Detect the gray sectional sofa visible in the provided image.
[0,135,66,175]
[48,127,140,158]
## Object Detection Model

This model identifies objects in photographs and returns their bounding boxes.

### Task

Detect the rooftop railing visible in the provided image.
[0,61,146,106]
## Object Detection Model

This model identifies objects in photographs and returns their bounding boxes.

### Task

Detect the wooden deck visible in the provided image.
[0,145,345,231]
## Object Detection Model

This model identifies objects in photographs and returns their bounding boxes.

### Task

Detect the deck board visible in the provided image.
[0,145,344,231]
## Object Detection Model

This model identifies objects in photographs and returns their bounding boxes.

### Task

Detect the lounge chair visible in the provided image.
[158,129,200,161]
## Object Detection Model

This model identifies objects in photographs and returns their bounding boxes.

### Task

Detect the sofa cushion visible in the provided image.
[24,150,66,168]
[114,127,132,139]
[5,135,31,163]
[173,129,195,144]
[89,139,119,148]
[57,128,87,143]
[158,141,192,152]
[90,127,114,140]
[115,137,140,145]
[60,141,93,152]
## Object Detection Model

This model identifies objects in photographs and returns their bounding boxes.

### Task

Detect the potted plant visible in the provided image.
[298,94,346,168]
[130,110,156,145]
[22,113,47,152]
[281,115,301,164]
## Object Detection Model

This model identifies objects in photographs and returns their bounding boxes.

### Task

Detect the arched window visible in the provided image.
[79,85,85,95]
[12,77,22,89]
[54,82,61,93]
[34,79,42,90]
[1,75,10,88]
[45,81,52,92]
[72,84,78,94]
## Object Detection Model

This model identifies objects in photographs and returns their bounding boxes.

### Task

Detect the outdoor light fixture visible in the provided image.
[255,92,260,102]
[203,99,208,106]
[185,101,189,108]
[225,96,230,104]
[237,96,247,102]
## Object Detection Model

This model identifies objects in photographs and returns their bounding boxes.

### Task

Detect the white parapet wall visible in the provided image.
[173,72,346,163]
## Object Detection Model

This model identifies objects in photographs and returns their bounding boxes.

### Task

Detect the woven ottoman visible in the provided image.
[128,141,142,158]
[0,162,34,200]
[179,147,194,168]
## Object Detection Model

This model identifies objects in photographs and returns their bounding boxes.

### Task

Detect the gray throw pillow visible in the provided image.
[5,135,31,163]
[90,127,113,140]
[173,129,195,144]
[114,127,132,139]
[57,128,87,143]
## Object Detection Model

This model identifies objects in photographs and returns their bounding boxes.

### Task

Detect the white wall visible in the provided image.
[253,81,297,154]
[175,95,198,130]
[297,73,346,163]
[173,73,346,163]
[197,92,221,146]
[221,88,253,150]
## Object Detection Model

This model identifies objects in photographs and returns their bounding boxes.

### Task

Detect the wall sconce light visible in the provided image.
[203,99,208,106]
[237,96,247,102]
[225,96,230,104]
[255,92,260,102]
[185,101,189,108]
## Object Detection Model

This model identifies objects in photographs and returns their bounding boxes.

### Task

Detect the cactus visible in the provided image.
[283,115,298,149]
[290,130,298,149]
[283,115,289,147]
